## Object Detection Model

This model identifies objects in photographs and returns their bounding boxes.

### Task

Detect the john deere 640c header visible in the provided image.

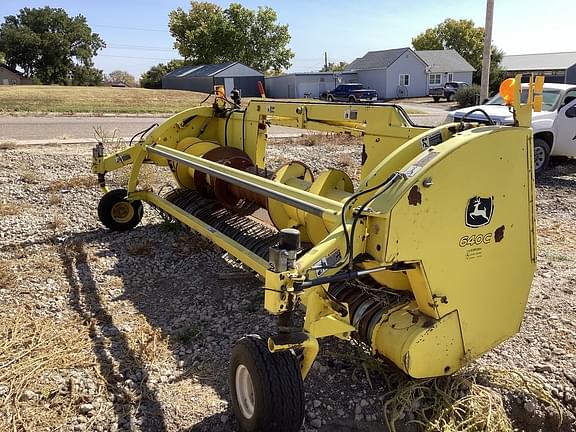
[92,76,542,432]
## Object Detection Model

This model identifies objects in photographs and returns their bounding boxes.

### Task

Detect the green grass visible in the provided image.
[0,85,208,114]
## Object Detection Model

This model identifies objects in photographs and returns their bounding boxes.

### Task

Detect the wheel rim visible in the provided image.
[534,146,546,170]
[110,201,134,223]
[235,365,255,419]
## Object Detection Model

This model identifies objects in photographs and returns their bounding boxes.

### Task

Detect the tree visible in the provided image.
[168,2,294,73]
[140,59,186,89]
[0,51,5,64]
[107,70,137,87]
[0,7,105,84]
[412,19,504,87]
[320,61,348,72]
[71,65,104,86]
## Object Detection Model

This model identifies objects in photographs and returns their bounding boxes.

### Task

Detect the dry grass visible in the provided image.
[126,240,154,257]
[48,175,96,192]
[0,85,208,114]
[0,261,15,290]
[0,308,98,431]
[47,215,65,231]
[269,133,364,147]
[48,193,62,206]
[19,170,40,184]
[329,345,562,432]
[0,140,17,150]
[124,315,170,365]
[0,202,21,216]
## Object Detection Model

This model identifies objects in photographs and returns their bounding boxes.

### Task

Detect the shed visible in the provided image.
[265,72,358,99]
[344,48,429,99]
[415,50,475,88]
[162,62,264,96]
[501,52,576,84]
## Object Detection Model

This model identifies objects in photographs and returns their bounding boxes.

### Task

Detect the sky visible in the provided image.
[1,0,574,79]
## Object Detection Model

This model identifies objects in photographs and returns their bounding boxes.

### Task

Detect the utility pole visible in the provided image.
[324,52,328,71]
[480,0,495,102]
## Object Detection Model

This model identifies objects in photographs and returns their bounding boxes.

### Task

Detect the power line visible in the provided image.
[97,54,177,61]
[93,24,168,33]
[106,44,176,52]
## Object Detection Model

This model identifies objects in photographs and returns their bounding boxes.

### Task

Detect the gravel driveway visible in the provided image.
[0,137,575,431]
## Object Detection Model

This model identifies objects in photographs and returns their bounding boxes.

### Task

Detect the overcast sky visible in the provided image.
[1,0,573,79]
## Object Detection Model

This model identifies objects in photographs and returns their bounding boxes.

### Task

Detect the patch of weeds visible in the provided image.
[337,153,354,167]
[126,241,154,257]
[0,202,21,216]
[159,219,182,233]
[20,170,40,184]
[173,327,202,345]
[549,254,571,263]
[0,262,15,289]
[47,215,65,230]
[48,175,96,192]
[48,193,62,205]
[0,140,17,150]
[303,135,321,146]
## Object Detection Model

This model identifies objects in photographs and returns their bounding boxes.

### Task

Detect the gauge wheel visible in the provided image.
[534,138,551,176]
[98,188,143,231]
[230,334,305,432]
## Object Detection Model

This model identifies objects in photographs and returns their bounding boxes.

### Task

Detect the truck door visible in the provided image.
[555,90,576,155]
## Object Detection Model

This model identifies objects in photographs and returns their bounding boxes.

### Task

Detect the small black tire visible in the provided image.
[230,335,305,432]
[432,96,440,102]
[534,138,551,176]
[98,189,143,231]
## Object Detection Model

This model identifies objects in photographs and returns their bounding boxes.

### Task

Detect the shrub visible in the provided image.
[455,84,481,107]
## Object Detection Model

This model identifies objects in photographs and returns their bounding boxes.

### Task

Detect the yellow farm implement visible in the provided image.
[91,76,542,432]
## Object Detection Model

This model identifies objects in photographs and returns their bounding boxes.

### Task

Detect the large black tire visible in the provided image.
[97,189,143,231]
[534,138,551,176]
[230,335,305,432]
[432,96,440,102]
[348,96,356,103]
[327,95,334,102]
[446,93,453,102]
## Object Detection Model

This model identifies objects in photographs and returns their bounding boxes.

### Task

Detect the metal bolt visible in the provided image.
[423,177,433,188]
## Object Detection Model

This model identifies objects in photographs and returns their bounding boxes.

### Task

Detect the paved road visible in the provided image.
[0,110,446,142]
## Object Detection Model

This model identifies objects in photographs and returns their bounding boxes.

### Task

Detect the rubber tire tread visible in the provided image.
[230,335,305,432]
[97,188,143,231]
[533,137,551,176]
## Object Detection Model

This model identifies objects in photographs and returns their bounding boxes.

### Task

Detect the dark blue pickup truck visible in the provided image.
[320,83,378,103]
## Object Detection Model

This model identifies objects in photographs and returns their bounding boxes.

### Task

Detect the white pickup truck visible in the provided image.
[447,83,576,174]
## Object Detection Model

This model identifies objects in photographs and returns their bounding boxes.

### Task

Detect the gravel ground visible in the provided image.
[0,138,575,432]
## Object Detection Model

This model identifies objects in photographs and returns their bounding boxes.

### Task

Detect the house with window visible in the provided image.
[415,50,475,89]
[0,64,31,85]
[264,48,474,100]
[344,48,429,99]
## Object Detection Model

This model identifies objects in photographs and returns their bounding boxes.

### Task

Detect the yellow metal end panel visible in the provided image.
[372,305,465,378]
[385,128,536,359]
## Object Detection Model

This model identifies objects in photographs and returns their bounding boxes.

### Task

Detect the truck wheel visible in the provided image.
[534,138,551,176]
[447,93,453,102]
[348,96,356,103]
[432,96,440,102]
[230,335,305,432]
[327,95,334,102]
[98,189,143,231]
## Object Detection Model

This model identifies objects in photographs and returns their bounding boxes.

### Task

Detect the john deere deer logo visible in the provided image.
[465,196,494,228]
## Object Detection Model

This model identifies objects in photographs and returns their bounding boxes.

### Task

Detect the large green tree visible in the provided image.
[140,59,186,89]
[168,2,294,73]
[107,70,137,87]
[320,61,348,72]
[0,7,105,84]
[412,19,504,89]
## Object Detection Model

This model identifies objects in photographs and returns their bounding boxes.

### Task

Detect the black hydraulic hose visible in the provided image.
[461,108,496,125]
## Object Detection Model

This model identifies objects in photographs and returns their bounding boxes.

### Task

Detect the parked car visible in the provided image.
[320,83,378,103]
[429,81,469,102]
[446,83,576,175]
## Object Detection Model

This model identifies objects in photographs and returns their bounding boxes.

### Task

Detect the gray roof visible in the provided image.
[415,50,475,73]
[165,61,259,78]
[345,48,413,71]
[502,52,576,71]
